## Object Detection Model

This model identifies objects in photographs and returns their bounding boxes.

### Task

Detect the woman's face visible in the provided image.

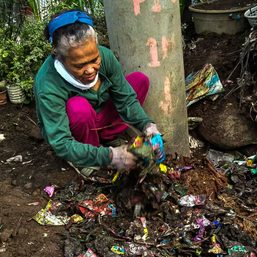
[62,38,101,84]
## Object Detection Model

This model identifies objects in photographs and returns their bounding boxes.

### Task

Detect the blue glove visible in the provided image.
[149,134,166,164]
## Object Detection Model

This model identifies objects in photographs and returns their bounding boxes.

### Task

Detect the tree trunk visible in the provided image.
[103,0,189,156]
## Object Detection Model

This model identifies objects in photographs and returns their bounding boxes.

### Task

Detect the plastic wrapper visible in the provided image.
[159,163,168,174]
[140,217,149,241]
[168,168,181,180]
[129,136,153,166]
[208,234,225,254]
[129,135,165,165]
[78,194,114,219]
[126,243,149,256]
[178,194,206,207]
[108,204,117,217]
[193,217,210,241]
[207,149,235,167]
[186,63,224,107]
[33,200,69,225]
[77,248,98,257]
[44,185,55,197]
[228,245,247,255]
[111,246,125,255]
[70,214,84,224]
[233,155,257,175]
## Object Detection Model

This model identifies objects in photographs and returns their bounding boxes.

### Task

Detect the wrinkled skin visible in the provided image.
[62,38,101,85]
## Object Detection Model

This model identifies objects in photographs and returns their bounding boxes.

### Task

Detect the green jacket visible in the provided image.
[34,45,152,167]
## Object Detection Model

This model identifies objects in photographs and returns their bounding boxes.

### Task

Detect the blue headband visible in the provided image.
[48,11,94,43]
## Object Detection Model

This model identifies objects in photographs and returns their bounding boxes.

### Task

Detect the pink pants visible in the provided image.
[66,72,149,147]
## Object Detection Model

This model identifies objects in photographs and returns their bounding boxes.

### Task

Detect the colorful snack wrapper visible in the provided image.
[111,246,125,255]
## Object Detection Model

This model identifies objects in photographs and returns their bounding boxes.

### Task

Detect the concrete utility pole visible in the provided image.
[103,0,189,156]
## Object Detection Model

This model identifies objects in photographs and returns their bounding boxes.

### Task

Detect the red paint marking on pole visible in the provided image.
[152,0,161,12]
[162,36,169,60]
[159,76,172,114]
[133,0,146,16]
[162,35,176,60]
[146,37,161,67]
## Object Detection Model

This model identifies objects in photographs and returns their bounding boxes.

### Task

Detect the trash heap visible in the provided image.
[235,30,257,122]
[33,138,257,257]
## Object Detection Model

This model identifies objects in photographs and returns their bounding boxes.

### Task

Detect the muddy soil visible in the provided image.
[193,0,257,10]
[0,19,256,257]
[0,103,78,256]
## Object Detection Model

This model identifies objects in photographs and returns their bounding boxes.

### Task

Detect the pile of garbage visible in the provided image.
[236,30,257,123]
[33,138,257,257]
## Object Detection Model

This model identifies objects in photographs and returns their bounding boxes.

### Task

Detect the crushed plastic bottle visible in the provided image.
[178,194,206,207]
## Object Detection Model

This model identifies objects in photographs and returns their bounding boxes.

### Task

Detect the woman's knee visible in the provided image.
[126,71,150,92]
[66,96,95,124]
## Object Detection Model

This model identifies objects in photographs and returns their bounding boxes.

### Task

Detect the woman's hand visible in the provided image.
[110,145,138,171]
[144,123,166,163]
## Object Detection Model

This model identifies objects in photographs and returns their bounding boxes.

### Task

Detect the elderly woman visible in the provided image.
[34,10,164,174]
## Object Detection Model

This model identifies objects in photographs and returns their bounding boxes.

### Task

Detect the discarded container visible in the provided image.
[244,5,257,27]
[6,85,25,104]
[189,3,249,35]
[0,90,7,105]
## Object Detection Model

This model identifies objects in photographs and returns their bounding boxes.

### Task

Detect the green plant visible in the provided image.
[0,0,105,104]
[0,0,25,39]
[47,0,104,19]
[0,28,15,80]
[3,17,51,103]
[0,80,6,92]
[179,0,186,15]
[27,0,41,20]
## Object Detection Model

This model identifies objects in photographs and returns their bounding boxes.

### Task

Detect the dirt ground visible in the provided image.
[0,13,256,257]
[0,103,76,256]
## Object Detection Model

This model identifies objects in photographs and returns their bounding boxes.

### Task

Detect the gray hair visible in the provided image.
[54,25,98,59]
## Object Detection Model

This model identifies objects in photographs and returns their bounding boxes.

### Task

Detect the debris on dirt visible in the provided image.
[6,154,23,163]
[44,184,56,197]
[189,135,204,150]
[0,134,5,142]
[1,14,257,257]
[29,147,257,256]
[33,200,70,225]
[235,30,257,122]
[186,30,257,150]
